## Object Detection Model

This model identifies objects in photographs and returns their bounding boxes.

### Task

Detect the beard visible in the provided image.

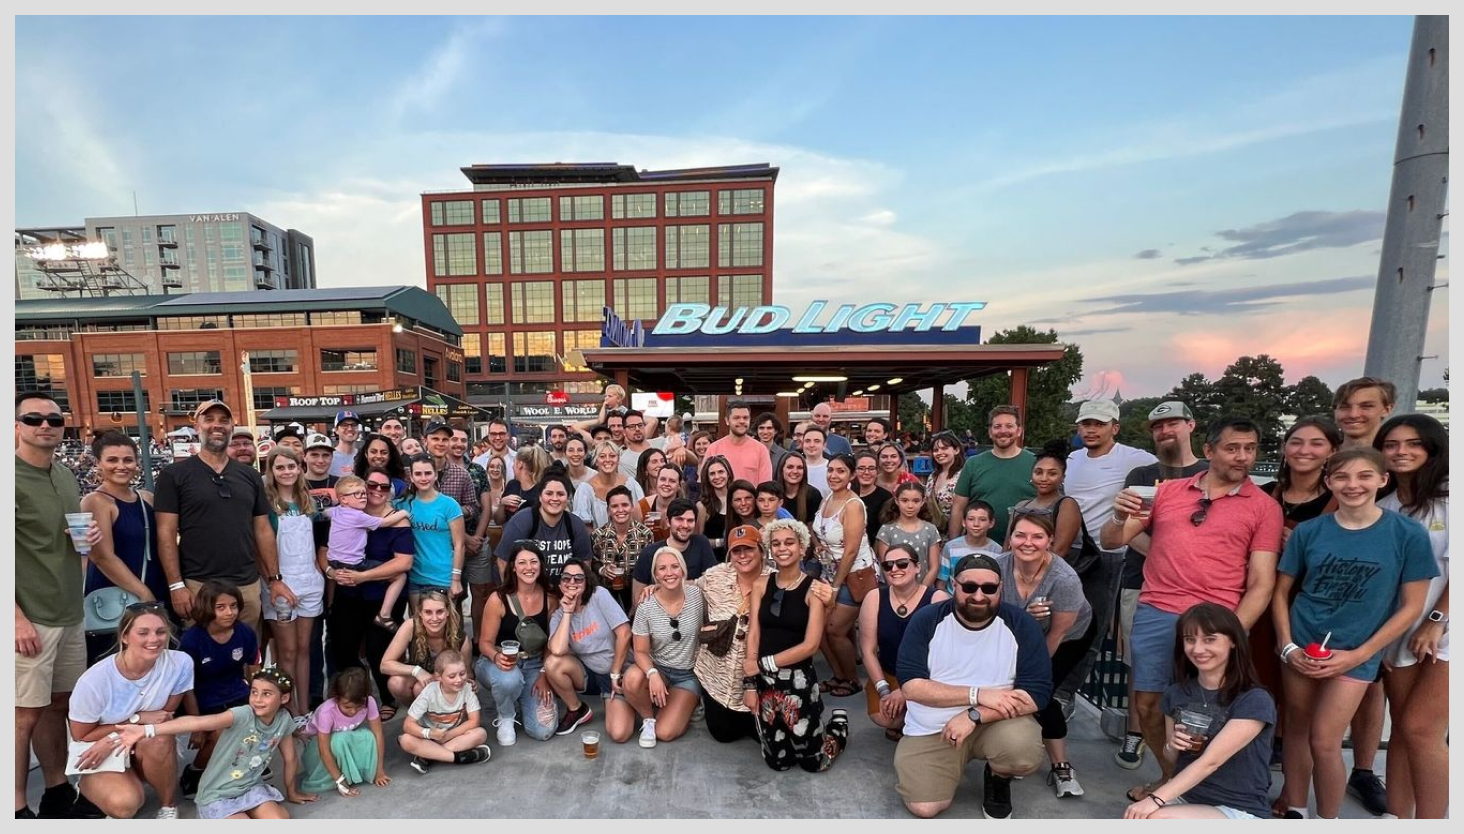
[957,597,996,626]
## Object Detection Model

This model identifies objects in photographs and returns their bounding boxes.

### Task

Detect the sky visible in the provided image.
[13,15,1450,398]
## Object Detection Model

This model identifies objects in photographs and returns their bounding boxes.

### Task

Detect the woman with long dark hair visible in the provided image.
[858,543,945,741]
[853,448,892,548]
[1375,413,1449,819]
[634,448,669,498]
[697,455,734,551]
[353,432,407,497]
[777,450,821,526]
[1007,441,1086,559]
[925,431,965,532]
[1123,603,1275,819]
[474,542,559,745]
[812,453,875,698]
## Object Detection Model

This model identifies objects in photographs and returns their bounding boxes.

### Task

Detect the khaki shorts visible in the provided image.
[1118,588,1141,655]
[894,715,1044,804]
[186,578,265,637]
[15,621,87,708]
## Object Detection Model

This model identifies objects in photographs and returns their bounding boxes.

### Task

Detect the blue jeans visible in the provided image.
[474,654,556,741]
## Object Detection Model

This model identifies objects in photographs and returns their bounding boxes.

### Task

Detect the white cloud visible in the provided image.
[388,19,504,121]
[15,57,133,213]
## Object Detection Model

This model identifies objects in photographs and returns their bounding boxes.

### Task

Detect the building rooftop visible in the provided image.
[458,162,779,187]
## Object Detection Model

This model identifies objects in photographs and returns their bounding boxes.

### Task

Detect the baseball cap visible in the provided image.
[230,427,255,440]
[726,525,762,551]
[423,419,453,436]
[274,426,303,442]
[334,410,361,427]
[952,554,1001,579]
[305,433,334,451]
[1075,399,1120,424]
[192,399,233,421]
[1147,401,1195,424]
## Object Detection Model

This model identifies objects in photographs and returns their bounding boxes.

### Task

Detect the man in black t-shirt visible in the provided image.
[630,498,718,607]
[155,400,291,635]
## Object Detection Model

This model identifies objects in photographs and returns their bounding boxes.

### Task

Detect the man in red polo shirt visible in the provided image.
[1100,415,1282,800]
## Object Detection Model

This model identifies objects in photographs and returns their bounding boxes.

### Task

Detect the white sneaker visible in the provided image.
[1048,763,1084,798]
[494,717,516,747]
[691,703,705,723]
[638,718,658,749]
[155,806,179,819]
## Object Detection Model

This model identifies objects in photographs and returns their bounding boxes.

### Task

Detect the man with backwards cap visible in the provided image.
[329,409,363,477]
[894,554,1051,820]
[273,426,305,455]
[302,432,340,508]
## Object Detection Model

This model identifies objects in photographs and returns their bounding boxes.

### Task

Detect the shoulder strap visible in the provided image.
[506,592,524,619]
[139,492,151,583]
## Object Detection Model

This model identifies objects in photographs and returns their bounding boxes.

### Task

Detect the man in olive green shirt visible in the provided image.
[14,391,100,818]
[946,405,1036,547]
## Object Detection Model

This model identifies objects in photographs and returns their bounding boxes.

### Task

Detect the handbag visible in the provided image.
[506,594,549,658]
[1063,497,1104,576]
[83,495,151,634]
[845,565,880,604]
[697,617,739,658]
[66,739,130,776]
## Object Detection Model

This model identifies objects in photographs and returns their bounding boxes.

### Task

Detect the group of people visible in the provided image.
[14,372,1448,819]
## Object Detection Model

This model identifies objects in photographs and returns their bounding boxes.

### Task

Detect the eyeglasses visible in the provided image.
[560,574,586,585]
[668,617,682,642]
[625,422,645,429]
[957,581,1001,596]
[210,473,232,499]
[338,491,366,500]
[365,482,393,492]
[1191,496,1213,527]
[855,465,878,473]
[881,558,915,572]
[19,413,65,428]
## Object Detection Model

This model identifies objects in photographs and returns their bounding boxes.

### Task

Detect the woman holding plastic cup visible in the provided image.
[1271,447,1436,819]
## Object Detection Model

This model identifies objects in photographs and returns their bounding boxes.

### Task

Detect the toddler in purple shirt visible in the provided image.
[328,475,410,630]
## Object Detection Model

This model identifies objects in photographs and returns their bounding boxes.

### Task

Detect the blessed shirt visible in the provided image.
[394,492,463,589]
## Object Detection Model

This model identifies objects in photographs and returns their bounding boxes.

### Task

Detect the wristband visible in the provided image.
[875,680,892,696]
[968,686,980,708]
[421,726,432,739]
[451,569,463,576]
[1279,642,1300,662]
[741,675,759,691]
[168,582,186,591]
[646,668,660,677]
[144,724,157,738]
[411,665,424,678]
[759,655,779,674]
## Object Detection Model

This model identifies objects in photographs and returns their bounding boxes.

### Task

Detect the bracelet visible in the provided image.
[451,569,463,576]
[1279,642,1300,661]
[759,655,779,674]
[335,774,348,786]
[411,665,424,678]
[421,726,431,739]
[968,686,980,708]
[168,582,186,591]
[741,675,759,690]
[646,668,660,677]
[1149,794,1166,807]
[1109,514,1128,525]
[144,724,157,738]
[875,680,892,696]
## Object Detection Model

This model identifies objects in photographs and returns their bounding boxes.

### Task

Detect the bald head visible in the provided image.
[811,403,832,430]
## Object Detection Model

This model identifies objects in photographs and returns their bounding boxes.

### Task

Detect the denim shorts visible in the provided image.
[657,664,702,696]
[1130,603,1181,692]
[1171,796,1259,819]
[836,584,857,607]
[578,664,624,701]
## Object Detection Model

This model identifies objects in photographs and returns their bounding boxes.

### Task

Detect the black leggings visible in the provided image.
[1039,624,1098,740]
[702,692,758,743]
[326,591,401,708]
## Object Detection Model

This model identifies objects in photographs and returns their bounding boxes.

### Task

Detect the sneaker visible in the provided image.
[691,702,705,724]
[494,717,517,747]
[1269,738,1284,771]
[37,784,80,819]
[1114,732,1147,770]
[455,745,491,765]
[1282,810,1307,819]
[1347,769,1389,816]
[261,765,274,782]
[982,762,1014,819]
[639,718,658,749]
[554,702,593,736]
[16,807,36,819]
[409,755,432,775]
[178,764,204,800]
[155,806,179,820]
[69,791,105,820]
[1048,763,1085,798]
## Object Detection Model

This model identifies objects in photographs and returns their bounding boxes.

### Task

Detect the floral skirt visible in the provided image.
[753,661,848,772]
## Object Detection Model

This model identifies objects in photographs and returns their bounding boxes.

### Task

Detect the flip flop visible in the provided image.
[379,705,397,722]
[1126,782,1158,803]
[825,678,860,698]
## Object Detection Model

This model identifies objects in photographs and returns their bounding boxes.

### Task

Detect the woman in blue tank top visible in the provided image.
[858,543,946,740]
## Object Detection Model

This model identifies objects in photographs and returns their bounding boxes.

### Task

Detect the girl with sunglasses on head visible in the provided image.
[380,589,471,712]
[997,512,1092,799]
[623,547,706,747]
[877,481,942,587]
[859,543,947,741]
[1272,447,1436,819]
[1123,603,1275,819]
[1374,413,1450,819]
[544,559,635,742]
[68,603,194,819]
[262,447,323,718]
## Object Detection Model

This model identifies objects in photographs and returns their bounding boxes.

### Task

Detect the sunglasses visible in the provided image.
[365,482,393,492]
[417,587,451,599]
[669,617,682,642]
[125,601,169,614]
[881,558,915,572]
[1191,496,1213,527]
[560,574,586,585]
[957,581,1001,596]
[210,473,232,499]
[19,413,65,428]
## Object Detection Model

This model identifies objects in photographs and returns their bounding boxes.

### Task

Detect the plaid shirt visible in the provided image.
[436,461,482,528]
[590,521,656,576]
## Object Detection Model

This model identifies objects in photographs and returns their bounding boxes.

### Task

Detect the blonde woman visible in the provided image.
[499,444,553,522]
[262,447,323,716]
[574,440,645,528]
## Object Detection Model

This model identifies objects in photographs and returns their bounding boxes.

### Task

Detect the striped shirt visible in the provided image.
[632,585,704,670]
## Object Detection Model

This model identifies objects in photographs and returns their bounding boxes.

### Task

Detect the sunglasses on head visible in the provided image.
[19,413,65,427]
[957,581,1001,596]
[126,601,168,614]
[418,587,451,599]
[881,558,915,572]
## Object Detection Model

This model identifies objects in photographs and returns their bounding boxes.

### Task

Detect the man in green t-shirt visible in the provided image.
[947,405,1036,547]
[14,391,101,818]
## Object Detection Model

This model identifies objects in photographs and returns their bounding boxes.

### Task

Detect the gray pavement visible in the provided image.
[35,694,1391,819]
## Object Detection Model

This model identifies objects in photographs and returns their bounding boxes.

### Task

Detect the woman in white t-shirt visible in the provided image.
[812,453,876,698]
[68,605,195,819]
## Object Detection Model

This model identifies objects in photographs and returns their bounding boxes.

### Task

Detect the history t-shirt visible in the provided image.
[153,456,271,587]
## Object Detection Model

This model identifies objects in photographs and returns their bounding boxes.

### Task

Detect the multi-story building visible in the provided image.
[15,286,463,438]
[421,162,777,407]
[14,211,316,299]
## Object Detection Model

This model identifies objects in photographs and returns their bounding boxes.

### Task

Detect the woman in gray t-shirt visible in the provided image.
[544,560,635,744]
[625,547,707,747]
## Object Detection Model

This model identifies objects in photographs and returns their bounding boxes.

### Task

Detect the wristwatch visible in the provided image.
[1427,609,1449,625]
[966,707,982,725]
[267,573,283,583]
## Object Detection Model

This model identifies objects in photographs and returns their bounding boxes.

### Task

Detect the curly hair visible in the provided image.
[409,590,466,667]
[760,517,811,553]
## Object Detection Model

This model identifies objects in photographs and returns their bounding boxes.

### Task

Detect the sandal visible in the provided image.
[825,678,860,698]
[373,614,399,633]
[379,705,397,722]
[1126,781,1159,803]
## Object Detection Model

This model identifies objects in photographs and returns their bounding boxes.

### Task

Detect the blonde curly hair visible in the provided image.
[759,517,810,553]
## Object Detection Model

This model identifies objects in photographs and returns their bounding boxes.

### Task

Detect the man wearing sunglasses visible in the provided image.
[15,391,107,818]
[1101,415,1281,802]
[154,400,293,638]
[894,554,1051,820]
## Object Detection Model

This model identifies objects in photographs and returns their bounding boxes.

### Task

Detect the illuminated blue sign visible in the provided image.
[652,301,985,336]
[601,306,647,348]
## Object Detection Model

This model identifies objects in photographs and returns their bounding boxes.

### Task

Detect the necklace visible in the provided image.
[890,585,921,617]
[1016,553,1051,588]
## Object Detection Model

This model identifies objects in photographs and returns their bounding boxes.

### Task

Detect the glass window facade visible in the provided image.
[483,232,503,275]
[486,333,506,374]
[558,195,604,221]
[311,311,363,326]
[252,386,300,413]
[167,351,222,375]
[612,226,657,271]
[320,349,378,372]
[322,384,375,395]
[664,225,710,269]
[718,188,766,215]
[665,275,711,305]
[665,191,710,217]
[16,355,68,411]
[512,332,557,373]
[462,333,482,375]
[718,222,764,268]
[511,281,556,323]
[92,353,147,377]
[611,193,657,219]
[158,316,226,330]
[430,200,475,226]
[718,275,764,308]
[484,284,505,325]
[395,348,418,375]
[433,233,477,276]
[561,279,606,323]
[613,278,658,321]
[509,230,553,274]
[562,330,601,372]
[248,349,299,374]
[233,312,306,328]
[508,197,552,223]
[96,390,148,412]
[436,284,480,326]
[559,228,605,272]
[170,388,225,412]
[481,199,501,224]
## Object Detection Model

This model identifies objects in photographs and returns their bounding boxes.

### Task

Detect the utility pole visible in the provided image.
[1363,15,1448,413]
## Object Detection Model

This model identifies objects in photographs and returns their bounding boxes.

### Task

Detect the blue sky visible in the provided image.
[15,15,1449,397]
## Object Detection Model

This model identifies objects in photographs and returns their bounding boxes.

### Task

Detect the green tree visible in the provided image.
[1285,375,1334,419]
[1117,397,1164,448]
[959,326,1084,447]
[896,393,930,436]
[1165,373,1222,440]
[1419,387,1449,403]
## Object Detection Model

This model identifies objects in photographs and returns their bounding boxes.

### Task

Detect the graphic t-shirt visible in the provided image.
[194,705,292,807]
[179,625,259,713]
[1279,510,1437,680]
[395,492,463,589]
[549,586,630,675]
[407,681,479,732]
[1162,682,1275,819]
[495,508,592,580]
[953,450,1039,546]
